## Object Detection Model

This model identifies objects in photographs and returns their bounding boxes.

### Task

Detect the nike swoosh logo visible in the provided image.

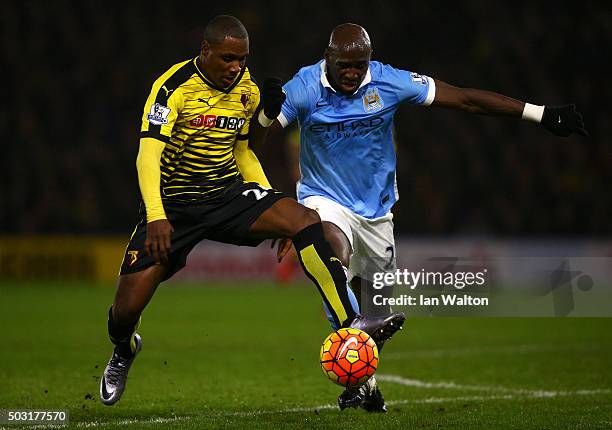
[316,100,329,108]
[101,377,115,396]
[338,336,359,358]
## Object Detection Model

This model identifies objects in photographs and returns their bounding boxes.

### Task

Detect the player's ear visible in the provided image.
[324,48,330,63]
[201,40,211,58]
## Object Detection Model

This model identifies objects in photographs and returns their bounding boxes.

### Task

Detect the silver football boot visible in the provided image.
[99,334,142,405]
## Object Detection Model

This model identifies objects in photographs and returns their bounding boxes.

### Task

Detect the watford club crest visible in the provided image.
[126,250,139,267]
[362,87,383,112]
[241,91,250,107]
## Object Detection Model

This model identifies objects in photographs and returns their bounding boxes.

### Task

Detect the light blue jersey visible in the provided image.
[279,60,435,219]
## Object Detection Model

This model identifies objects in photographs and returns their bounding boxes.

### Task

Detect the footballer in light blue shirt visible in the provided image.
[263,22,586,412]
[279,59,435,218]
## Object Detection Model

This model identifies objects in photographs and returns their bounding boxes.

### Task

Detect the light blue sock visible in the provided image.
[323,283,359,330]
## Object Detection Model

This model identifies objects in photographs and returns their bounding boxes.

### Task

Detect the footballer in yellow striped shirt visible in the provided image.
[99,14,406,407]
[140,53,259,201]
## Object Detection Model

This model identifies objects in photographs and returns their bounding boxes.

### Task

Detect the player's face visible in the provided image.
[325,49,371,95]
[200,36,249,89]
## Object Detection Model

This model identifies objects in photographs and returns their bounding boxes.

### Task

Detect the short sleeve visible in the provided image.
[278,76,309,128]
[380,64,436,106]
[140,79,184,143]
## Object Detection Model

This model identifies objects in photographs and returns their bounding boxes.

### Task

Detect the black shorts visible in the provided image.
[120,181,286,280]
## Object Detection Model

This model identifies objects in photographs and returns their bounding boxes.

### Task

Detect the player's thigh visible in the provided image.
[351,218,396,316]
[353,215,396,277]
[249,197,320,238]
[112,264,168,322]
[302,196,355,267]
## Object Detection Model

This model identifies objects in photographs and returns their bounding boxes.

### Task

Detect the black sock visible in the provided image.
[292,223,357,327]
[107,307,139,357]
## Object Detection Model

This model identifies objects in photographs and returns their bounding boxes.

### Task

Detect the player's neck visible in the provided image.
[327,77,343,94]
[196,57,217,87]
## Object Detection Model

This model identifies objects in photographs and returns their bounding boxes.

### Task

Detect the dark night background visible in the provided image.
[1,1,610,236]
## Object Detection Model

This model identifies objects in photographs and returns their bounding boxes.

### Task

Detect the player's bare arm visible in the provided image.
[432,79,588,137]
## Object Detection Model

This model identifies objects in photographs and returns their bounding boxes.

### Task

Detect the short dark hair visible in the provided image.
[203,15,248,44]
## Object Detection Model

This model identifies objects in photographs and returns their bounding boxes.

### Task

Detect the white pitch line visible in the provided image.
[386,389,611,405]
[377,374,612,398]
[5,382,610,430]
[377,374,502,392]
[0,416,191,430]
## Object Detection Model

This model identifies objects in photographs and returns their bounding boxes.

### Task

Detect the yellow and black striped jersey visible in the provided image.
[140,57,260,202]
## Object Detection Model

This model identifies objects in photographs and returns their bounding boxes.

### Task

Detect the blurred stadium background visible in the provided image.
[1,2,611,428]
[1,0,609,283]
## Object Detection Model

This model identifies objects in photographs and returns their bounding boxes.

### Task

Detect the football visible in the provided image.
[319,328,379,387]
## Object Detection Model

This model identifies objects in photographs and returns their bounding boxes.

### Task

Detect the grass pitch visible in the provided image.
[1,281,611,429]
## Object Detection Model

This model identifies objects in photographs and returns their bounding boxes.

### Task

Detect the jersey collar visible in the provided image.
[319,60,372,95]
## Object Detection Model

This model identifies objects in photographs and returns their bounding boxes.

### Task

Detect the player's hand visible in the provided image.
[271,238,293,262]
[261,77,286,120]
[541,104,588,137]
[145,219,174,264]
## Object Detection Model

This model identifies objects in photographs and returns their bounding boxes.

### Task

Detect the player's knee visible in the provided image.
[286,206,320,237]
[112,288,143,325]
[336,251,350,268]
[112,304,140,326]
[298,207,321,231]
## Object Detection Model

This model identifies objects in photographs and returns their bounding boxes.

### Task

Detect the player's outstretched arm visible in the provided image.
[249,78,293,261]
[257,77,286,127]
[236,76,286,187]
[249,77,286,149]
[136,138,174,264]
[432,79,588,137]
